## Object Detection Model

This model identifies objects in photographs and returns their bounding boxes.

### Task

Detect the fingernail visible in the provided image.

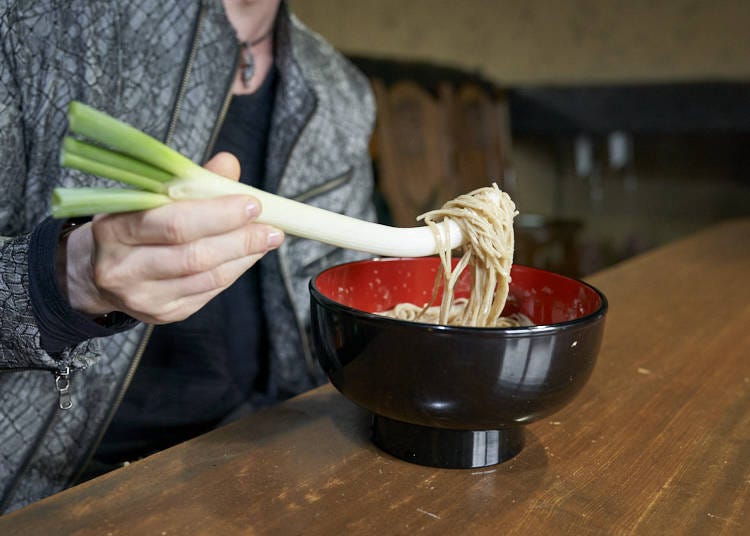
[267,231,283,248]
[246,202,259,219]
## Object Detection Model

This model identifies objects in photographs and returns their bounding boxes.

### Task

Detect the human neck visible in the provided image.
[222,0,281,95]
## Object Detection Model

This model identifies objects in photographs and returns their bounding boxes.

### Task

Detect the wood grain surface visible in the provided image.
[2,218,749,535]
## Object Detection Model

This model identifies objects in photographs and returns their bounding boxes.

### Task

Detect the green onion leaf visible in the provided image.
[51,187,171,219]
[63,137,174,183]
[68,101,197,177]
[60,151,168,194]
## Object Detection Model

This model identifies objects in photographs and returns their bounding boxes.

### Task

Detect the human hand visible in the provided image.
[60,152,284,324]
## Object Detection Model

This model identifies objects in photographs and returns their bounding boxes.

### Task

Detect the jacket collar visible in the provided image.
[265,1,316,195]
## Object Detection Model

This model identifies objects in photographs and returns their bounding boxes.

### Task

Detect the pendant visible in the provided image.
[241,46,255,88]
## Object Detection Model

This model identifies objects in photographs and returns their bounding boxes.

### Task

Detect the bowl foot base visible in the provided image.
[371,415,525,468]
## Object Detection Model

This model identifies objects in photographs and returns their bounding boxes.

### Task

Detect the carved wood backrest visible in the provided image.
[449,83,505,194]
[371,76,580,276]
[372,79,513,227]
[372,79,453,227]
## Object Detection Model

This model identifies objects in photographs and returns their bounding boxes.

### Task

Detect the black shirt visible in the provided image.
[95,68,279,462]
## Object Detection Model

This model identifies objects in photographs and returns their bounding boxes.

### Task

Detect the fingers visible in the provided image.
[204,151,241,181]
[71,150,286,324]
[96,151,252,245]
[100,223,283,281]
[88,216,284,323]
[105,254,263,324]
[98,195,262,245]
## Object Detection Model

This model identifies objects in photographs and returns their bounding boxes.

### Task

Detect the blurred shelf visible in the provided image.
[509,82,750,135]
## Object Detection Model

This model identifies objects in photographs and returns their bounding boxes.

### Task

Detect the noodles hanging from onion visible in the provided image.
[379,184,530,327]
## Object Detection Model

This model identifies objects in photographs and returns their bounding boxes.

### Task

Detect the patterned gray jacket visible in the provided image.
[0,0,375,513]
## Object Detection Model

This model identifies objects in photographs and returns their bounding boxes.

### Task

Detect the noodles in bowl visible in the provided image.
[379,183,529,327]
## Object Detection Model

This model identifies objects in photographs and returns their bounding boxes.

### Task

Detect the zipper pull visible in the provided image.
[54,366,73,410]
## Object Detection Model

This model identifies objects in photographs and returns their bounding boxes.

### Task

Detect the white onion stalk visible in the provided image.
[54,102,462,257]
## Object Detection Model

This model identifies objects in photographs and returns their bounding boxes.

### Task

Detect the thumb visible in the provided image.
[204,151,241,182]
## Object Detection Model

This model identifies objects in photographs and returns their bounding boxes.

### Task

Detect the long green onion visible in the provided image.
[52,188,171,219]
[63,137,174,185]
[54,101,464,257]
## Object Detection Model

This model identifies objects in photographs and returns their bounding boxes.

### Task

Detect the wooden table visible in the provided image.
[2,218,749,534]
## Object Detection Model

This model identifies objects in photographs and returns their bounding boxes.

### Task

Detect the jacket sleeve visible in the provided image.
[0,12,97,372]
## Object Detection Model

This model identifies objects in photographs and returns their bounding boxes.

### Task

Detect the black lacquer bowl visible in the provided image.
[309,258,607,469]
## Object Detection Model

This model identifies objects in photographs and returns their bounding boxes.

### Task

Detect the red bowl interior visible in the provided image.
[314,257,603,326]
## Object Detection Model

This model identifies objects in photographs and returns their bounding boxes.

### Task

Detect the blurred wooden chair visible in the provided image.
[371,79,453,227]
[365,61,582,277]
[372,79,514,227]
[447,83,513,195]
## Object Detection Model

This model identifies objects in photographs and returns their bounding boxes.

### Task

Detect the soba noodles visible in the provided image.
[379,183,531,328]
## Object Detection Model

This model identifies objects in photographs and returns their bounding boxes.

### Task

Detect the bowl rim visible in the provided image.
[310,258,608,337]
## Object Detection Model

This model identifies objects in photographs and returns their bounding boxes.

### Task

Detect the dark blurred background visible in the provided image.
[296,0,750,277]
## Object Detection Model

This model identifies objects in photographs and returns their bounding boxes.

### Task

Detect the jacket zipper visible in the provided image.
[274,108,320,377]
[291,168,353,204]
[283,166,353,377]
[54,366,72,410]
[1,365,77,411]
[165,1,208,143]
[279,252,316,375]
[68,2,210,485]
[202,48,239,164]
